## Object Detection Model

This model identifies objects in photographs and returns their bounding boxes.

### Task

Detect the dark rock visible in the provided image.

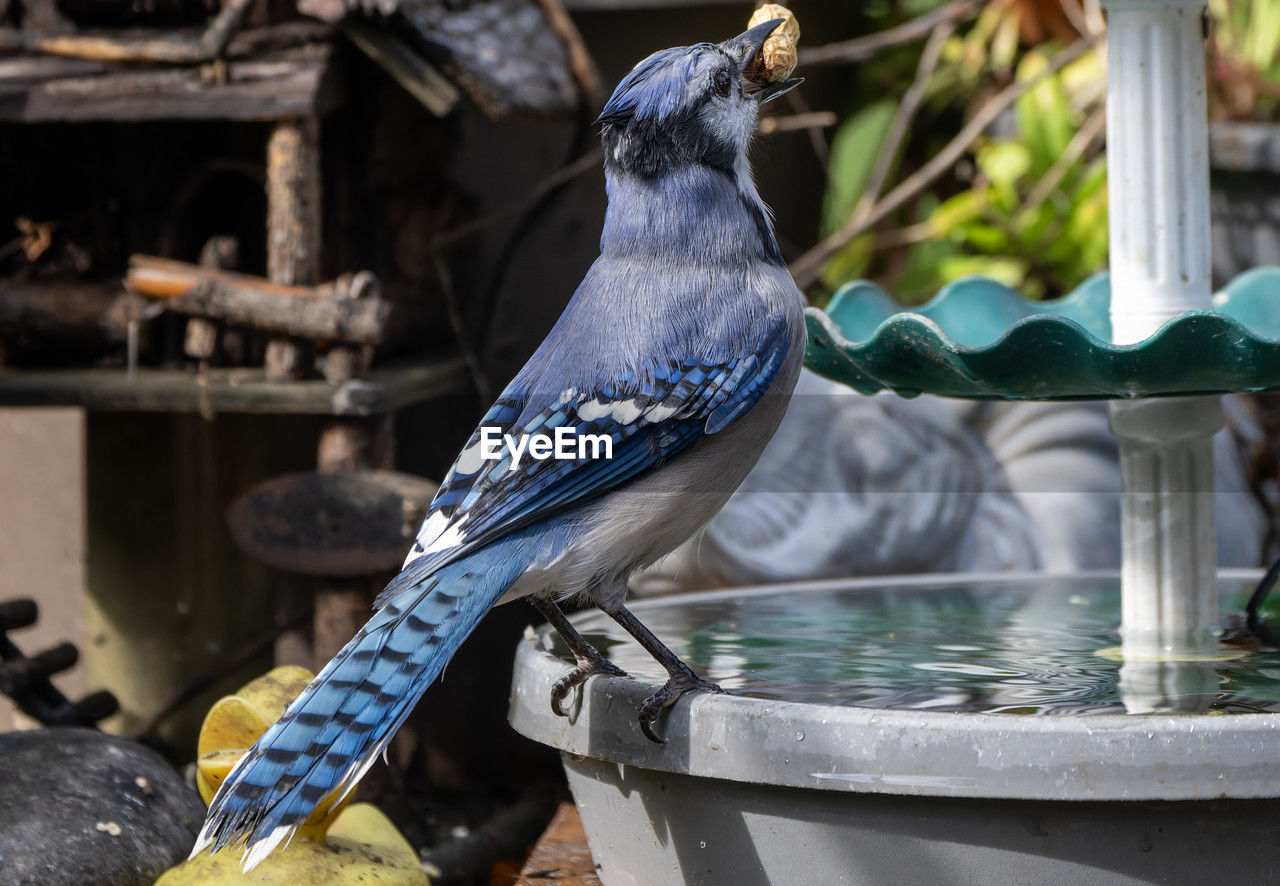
[0,727,205,886]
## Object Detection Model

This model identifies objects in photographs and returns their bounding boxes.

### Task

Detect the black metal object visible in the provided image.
[1243,558,1280,648]
[0,598,118,727]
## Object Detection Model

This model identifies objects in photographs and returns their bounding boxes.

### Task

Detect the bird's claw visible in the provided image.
[638,668,722,743]
[550,655,627,717]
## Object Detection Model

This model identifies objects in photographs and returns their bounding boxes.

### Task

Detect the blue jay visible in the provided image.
[194,19,804,869]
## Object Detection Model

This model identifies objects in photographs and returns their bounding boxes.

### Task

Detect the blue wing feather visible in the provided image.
[378,312,792,607]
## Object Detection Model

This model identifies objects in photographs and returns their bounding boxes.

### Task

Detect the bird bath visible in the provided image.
[510,0,1280,882]
[510,573,1280,884]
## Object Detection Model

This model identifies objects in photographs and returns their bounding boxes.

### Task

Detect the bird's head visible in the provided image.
[596,20,802,178]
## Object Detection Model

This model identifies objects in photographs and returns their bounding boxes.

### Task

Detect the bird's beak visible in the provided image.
[721,20,804,105]
[720,18,784,69]
[749,77,804,104]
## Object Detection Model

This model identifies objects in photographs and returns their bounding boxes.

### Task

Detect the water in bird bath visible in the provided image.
[558,574,1280,715]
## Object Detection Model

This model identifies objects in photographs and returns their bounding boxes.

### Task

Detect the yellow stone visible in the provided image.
[159,665,431,884]
[156,803,430,885]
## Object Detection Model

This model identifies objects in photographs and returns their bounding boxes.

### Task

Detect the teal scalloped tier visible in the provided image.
[803,268,1280,400]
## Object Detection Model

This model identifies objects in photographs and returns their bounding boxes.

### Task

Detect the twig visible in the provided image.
[0,0,252,64]
[758,111,837,135]
[1078,0,1107,39]
[872,221,935,249]
[131,607,313,740]
[197,0,255,60]
[790,36,1099,288]
[128,256,389,345]
[1059,0,1094,39]
[857,21,954,214]
[783,89,830,169]
[532,0,603,110]
[800,0,979,67]
[431,249,493,404]
[1023,105,1106,211]
[0,29,206,62]
[431,149,601,251]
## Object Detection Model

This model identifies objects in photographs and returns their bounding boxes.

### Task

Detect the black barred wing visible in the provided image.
[383,316,792,601]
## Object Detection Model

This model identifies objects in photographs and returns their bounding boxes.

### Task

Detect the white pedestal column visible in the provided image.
[1110,398,1221,657]
[1103,0,1220,659]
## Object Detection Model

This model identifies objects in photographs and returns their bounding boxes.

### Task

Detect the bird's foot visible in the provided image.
[551,652,627,717]
[638,664,722,744]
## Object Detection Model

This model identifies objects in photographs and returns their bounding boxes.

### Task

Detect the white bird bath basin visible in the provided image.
[509,573,1280,885]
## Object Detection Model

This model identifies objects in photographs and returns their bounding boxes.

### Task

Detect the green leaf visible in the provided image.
[976,141,1032,187]
[1012,201,1057,245]
[957,222,1011,253]
[991,11,1020,75]
[929,189,988,237]
[821,100,897,237]
[1075,159,1108,202]
[1065,189,1108,254]
[937,255,1029,289]
[1244,0,1280,72]
[1016,50,1076,175]
[893,235,961,305]
[819,233,876,291]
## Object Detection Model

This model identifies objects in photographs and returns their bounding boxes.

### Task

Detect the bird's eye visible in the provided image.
[714,69,732,97]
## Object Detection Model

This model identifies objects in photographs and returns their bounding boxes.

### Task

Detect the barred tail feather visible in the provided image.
[192,541,528,870]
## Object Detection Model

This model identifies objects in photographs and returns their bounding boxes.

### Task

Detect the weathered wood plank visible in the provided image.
[128,256,388,346]
[0,23,333,72]
[0,354,469,414]
[341,19,458,117]
[264,117,321,379]
[0,280,139,358]
[517,802,600,886]
[0,43,342,122]
[0,55,108,82]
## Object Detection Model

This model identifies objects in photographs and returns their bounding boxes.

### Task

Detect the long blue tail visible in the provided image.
[193,539,527,869]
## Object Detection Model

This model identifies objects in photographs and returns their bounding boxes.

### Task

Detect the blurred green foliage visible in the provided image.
[1209,0,1280,120]
[814,0,1280,304]
[818,100,895,289]
[914,48,1107,301]
[815,0,1109,303]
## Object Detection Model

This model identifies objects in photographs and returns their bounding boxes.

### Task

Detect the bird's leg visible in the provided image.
[1245,558,1280,648]
[529,597,627,717]
[605,604,722,743]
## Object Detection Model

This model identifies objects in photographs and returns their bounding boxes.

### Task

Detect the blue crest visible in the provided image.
[595,44,715,128]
